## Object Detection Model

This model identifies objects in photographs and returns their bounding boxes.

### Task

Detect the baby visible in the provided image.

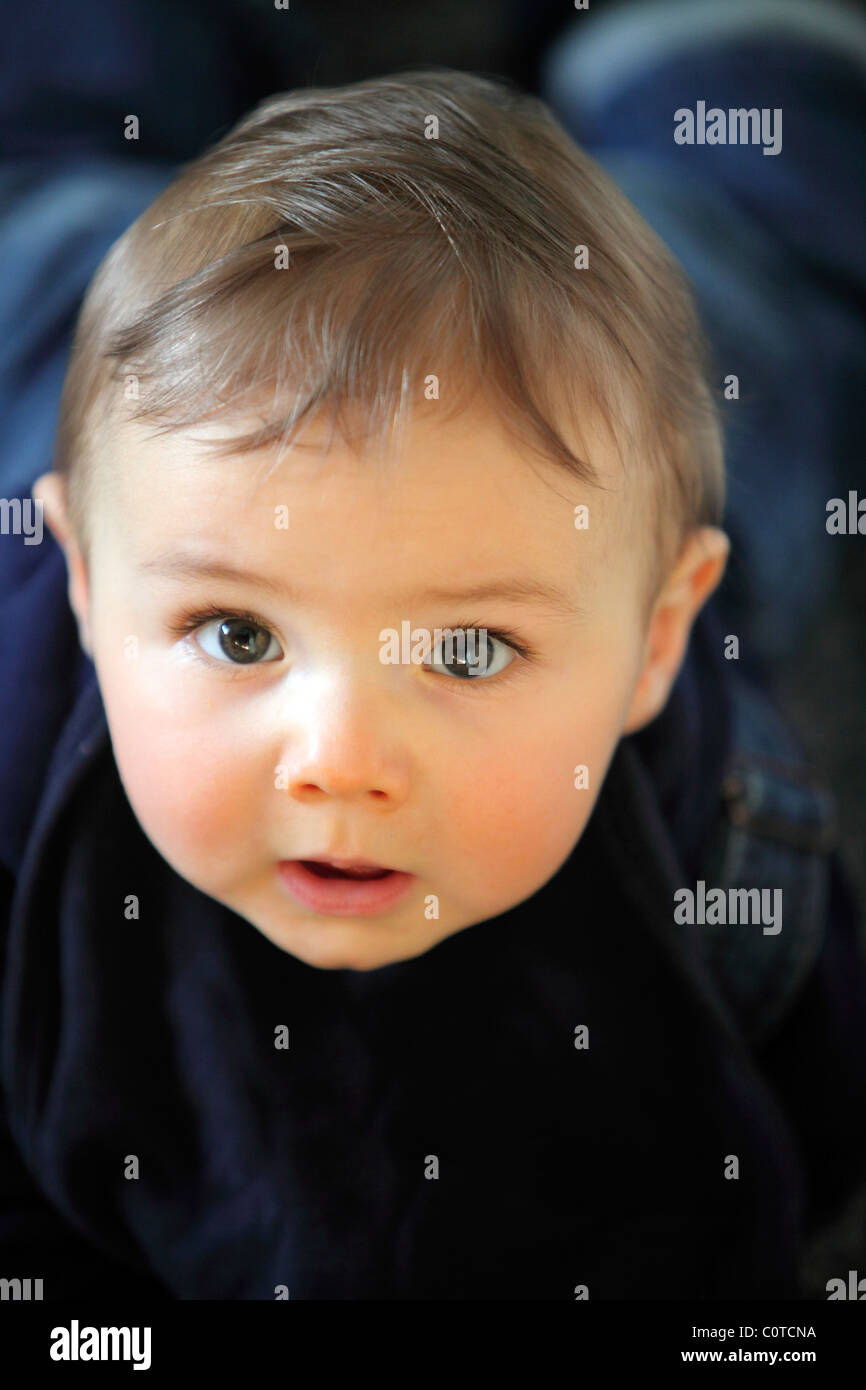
[2,69,865,1300]
[33,70,729,975]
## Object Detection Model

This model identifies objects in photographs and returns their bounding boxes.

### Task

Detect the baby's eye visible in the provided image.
[195,616,283,665]
[425,629,516,681]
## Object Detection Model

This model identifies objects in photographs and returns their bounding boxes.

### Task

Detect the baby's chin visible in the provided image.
[241,908,467,972]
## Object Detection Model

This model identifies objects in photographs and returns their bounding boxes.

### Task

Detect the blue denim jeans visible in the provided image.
[0,0,318,497]
[542,0,866,667]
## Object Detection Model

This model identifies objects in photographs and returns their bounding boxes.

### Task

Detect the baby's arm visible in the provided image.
[0,1103,171,1302]
[0,865,169,1300]
[755,854,866,1240]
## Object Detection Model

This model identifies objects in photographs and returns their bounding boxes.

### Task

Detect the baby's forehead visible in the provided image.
[95,397,643,592]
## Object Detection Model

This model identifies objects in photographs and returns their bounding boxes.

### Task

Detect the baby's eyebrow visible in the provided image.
[137,553,584,616]
[403,578,583,617]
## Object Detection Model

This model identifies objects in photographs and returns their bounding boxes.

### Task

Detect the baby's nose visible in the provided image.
[278,687,410,807]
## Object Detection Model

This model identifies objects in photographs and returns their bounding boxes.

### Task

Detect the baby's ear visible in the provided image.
[622,526,729,735]
[32,471,93,657]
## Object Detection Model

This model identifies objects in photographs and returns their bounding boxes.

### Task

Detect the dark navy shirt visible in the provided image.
[1,525,865,1300]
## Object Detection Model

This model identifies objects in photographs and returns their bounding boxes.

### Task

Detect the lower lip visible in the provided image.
[276,861,416,917]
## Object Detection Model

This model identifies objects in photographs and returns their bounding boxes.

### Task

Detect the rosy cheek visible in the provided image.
[103,671,245,861]
[449,731,590,884]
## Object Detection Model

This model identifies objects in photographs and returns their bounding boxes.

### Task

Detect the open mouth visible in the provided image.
[276,858,415,916]
[299,860,392,881]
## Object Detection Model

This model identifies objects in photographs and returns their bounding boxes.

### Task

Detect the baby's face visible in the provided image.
[63,398,655,970]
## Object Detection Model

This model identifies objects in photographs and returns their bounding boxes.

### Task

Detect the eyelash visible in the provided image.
[166,606,540,686]
[168,603,273,642]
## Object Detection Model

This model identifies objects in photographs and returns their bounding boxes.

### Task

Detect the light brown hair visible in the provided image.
[53,67,725,591]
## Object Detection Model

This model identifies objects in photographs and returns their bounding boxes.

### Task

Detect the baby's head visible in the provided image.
[35,69,728,971]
